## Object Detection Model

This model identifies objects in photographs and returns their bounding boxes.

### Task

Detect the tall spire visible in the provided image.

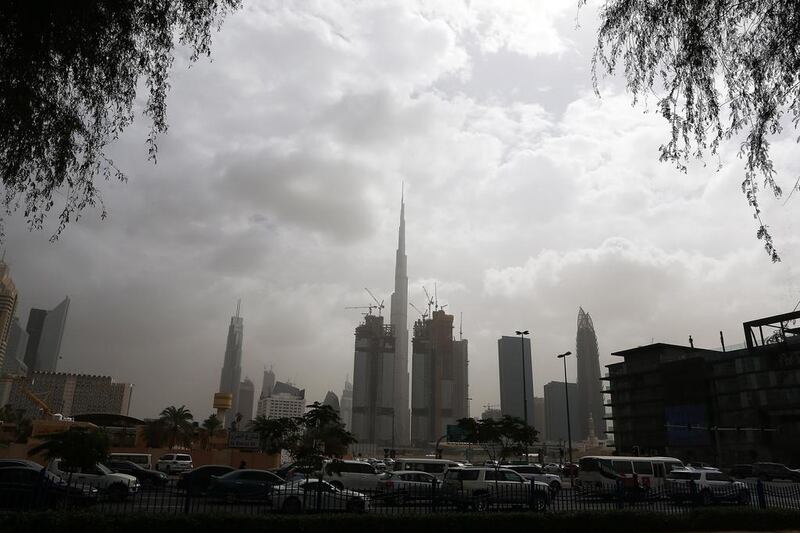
[390,184,410,446]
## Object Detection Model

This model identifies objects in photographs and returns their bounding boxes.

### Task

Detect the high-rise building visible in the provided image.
[237,377,255,425]
[389,192,410,445]
[260,366,275,400]
[543,381,579,444]
[2,317,28,375]
[411,309,469,445]
[533,396,546,440]
[498,336,534,426]
[218,302,243,427]
[23,296,70,373]
[7,371,132,418]
[323,391,340,412]
[256,381,305,419]
[576,307,605,441]
[481,406,502,420]
[0,260,19,371]
[340,378,353,431]
[351,314,396,446]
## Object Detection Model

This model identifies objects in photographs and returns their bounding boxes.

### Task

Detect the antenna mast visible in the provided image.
[459,312,463,340]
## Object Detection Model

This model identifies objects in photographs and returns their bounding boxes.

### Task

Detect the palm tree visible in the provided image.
[201,414,222,450]
[249,415,298,454]
[0,405,33,444]
[159,405,194,449]
[28,427,109,471]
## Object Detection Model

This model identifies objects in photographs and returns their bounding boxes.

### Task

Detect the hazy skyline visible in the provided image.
[3,1,798,420]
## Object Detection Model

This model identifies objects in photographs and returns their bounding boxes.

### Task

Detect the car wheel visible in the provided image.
[282,497,301,514]
[472,496,489,512]
[108,483,128,502]
[529,493,547,512]
[737,490,750,506]
[330,480,344,490]
[346,499,365,513]
[699,490,713,506]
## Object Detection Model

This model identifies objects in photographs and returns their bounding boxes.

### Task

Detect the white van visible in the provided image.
[109,453,152,470]
[391,458,464,480]
[321,460,379,491]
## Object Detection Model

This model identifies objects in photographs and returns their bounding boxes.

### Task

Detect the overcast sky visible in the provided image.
[5,1,799,421]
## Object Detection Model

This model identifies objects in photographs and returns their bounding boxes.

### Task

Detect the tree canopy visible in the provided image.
[0,1,239,239]
[456,415,538,462]
[28,427,109,470]
[159,405,194,449]
[587,0,800,261]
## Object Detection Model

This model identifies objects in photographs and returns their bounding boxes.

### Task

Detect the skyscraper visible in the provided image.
[497,336,535,426]
[389,191,410,445]
[576,307,605,440]
[0,260,19,371]
[543,380,579,443]
[218,302,243,427]
[411,309,469,445]
[351,314,396,446]
[260,366,275,400]
[323,391,340,412]
[238,377,255,425]
[2,317,28,375]
[340,378,353,431]
[24,296,70,373]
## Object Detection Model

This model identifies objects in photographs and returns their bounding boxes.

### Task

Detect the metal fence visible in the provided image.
[3,477,800,515]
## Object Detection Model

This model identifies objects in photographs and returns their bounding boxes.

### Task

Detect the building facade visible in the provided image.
[260,367,275,401]
[218,303,243,426]
[0,260,19,371]
[576,307,604,441]
[533,396,546,440]
[605,310,800,466]
[498,336,534,426]
[2,317,28,376]
[411,309,469,445]
[237,377,255,425]
[543,380,580,443]
[7,371,132,418]
[23,297,70,373]
[256,380,306,419]
[351,314,396,446]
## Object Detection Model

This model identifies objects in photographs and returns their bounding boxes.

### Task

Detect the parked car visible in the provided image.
[321,460,379,491]
[108,453,152,470]
[753,463,800,482]
[378,470,439,505]
[543,463,562,475]
[505,464,562,493]
[155,453,193,474]
[104,459,168,488]
[391,458,464,480]
[271,478,369,513]
[665,468,750,505]
[177,465,235,495]
[730,464,755,479]
[441,467,549,511]
[0,459,44,469]
[207,469,285,503]
[46,459,138,502]
[0,466,98,509]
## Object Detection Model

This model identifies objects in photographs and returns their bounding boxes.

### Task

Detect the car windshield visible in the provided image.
[176,455,191,461]
[95,463,112,475]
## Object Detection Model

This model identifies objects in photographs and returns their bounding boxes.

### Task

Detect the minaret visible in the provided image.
[389,188,410,446]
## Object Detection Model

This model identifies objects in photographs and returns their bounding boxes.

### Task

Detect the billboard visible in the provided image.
[228,431,260,449]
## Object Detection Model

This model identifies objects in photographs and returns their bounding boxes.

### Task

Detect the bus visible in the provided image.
[576,456,684,492]
[391,458,464,480]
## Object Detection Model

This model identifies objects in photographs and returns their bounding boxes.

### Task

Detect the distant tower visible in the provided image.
[2,317,28,375]
[24,296,70,372]
[497,336,534,425]
[389,188,410,445]
[323,391,340,413]
[576,307,605,440]
[218,301,244,427]
[238,377,255,425]
[260,366,275,399]
[0,259,18,374]
[340,377,353,431]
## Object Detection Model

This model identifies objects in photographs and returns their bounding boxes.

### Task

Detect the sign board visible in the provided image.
[446,424,469,443]
[228,431,260,449]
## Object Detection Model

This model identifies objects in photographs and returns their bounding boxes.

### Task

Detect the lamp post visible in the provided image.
[515,330,530,462]
[557,350,573,466]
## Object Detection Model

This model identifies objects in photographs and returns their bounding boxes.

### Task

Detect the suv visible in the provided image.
[156,453,193,474]
[321,460,379,492]
[441,467,549,511]
[753,463,800,482]
[665,468,750,505]
[47,459,139,501]
[506,464,562,493]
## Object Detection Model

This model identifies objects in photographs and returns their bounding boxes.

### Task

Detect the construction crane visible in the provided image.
[345,305,375,316]
[409,302,428,320]
[363,288,385,316]
[0,376,53,418]
[422,286,434,316]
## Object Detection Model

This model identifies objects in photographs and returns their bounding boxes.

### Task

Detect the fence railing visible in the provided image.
[2,476,799,515]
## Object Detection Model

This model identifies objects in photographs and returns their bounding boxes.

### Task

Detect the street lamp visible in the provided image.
[557,350,573,467]
[515,330,530,462]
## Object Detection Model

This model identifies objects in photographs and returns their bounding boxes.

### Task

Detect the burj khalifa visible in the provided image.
[389,191,410,446]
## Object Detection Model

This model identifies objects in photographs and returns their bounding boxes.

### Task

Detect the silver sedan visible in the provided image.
[271,478,369,513]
